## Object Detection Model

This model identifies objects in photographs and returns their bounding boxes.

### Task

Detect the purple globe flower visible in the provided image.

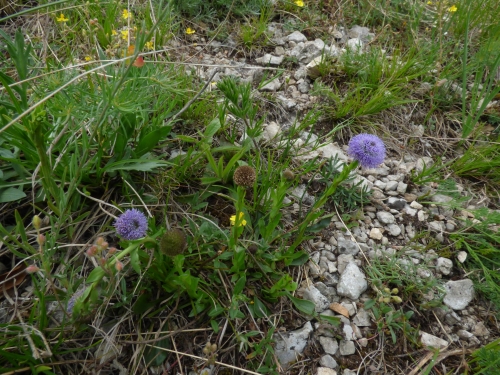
[114,209,148,240]
[348,133,386,168]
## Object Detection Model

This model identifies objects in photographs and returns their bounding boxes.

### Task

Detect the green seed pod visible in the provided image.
[384,287,391,294]
[160,229,187,256]
[391,296,403,304]
[391,288,399,295]
[383,297,391,303]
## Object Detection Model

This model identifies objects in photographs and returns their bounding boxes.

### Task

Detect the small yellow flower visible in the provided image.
[112,29,118,36]
[122,9,132,20]
[185,27,196,35]
[294,0,304,6]
[448,5,458,12]
[56,13,69,23]
[230,212,247,227]
[145,41,154,50]
[427,1,432,4]
[121,29,129,40]
[84,56,92,61]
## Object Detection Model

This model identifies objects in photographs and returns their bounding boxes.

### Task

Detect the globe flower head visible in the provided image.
[348,133,386,168]
[114,209,148,240]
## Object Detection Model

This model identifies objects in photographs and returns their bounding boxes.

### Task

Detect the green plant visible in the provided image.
[451,208,500,310]
[364,299,416,344]
[239,5,272,48]
[470,338,500,375]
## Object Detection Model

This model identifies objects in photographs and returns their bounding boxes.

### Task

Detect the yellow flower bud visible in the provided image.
[33,215,42,230]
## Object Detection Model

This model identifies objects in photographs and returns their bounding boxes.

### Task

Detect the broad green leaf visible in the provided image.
[132,293,156,315]
[364,299,376,310]
[208,304,225,317]
[306,216,333,233]
[233,275,246,295]
[175,134,197,143]
[200,176,221,185]
[204,118,221,141]
[86,267,105,284]
[135,126,172,156]
[289,251,309,266]
[211,319,220,333]
[288,294,315,316]
[144,338,170,367]
[0,187,26,203]
[319,314,341,326]
[130,249,141,275]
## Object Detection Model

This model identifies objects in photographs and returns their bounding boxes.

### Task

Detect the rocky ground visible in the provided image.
[174,23,500,375]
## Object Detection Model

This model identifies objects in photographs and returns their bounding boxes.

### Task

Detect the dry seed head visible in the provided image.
[160,229,187,256]
[233,166,256,187]
[248,244,258,254]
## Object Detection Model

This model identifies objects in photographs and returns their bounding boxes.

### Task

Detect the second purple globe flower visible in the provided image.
[348,133,386,168]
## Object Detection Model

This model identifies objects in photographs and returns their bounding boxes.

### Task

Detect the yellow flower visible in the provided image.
[145,41,154,50]
[294,0,304,6]
[121,29,129,40]
[427,1,432,4]
[84,56,92,61]
[112,29,118,36]
[185,27,196,35]
[122,9,132,20]
[448,5,457,12]
[230,212,247,227]
[56,13,69,22]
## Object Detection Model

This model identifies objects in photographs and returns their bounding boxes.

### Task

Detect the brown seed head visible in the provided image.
[233,166,256,187]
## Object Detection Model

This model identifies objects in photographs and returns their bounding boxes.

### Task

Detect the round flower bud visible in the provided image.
[283,169,295,181]
[233,166,256,187]
[391,288,399,295]
[37,234,46,246]
[26,265,40,274]
[391,296,403,304]
[33,215,42,230]
[115,261,124,272]
[160,229,187,256]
